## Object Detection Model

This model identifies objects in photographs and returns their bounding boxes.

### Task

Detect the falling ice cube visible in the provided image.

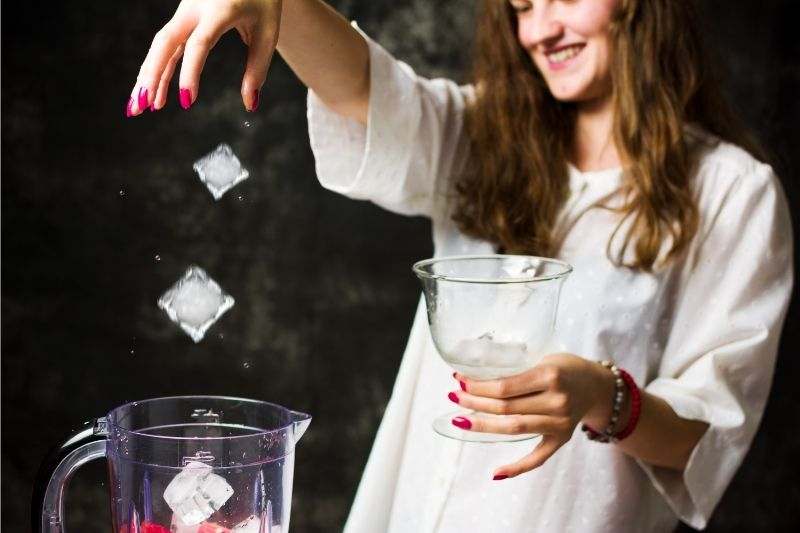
[158,266,234,343]
[163,461,234,527]
[193,143,250,200]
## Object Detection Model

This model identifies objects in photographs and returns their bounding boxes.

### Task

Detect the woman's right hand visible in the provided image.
[126,0,283,116]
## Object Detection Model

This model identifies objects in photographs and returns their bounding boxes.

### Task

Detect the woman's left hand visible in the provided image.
[451,353,616,479]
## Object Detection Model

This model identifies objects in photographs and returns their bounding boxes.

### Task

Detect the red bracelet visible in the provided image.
[614,369,641,441]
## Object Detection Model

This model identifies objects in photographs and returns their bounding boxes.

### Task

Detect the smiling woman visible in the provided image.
[510,0,616,100]
[455,0,767,271]
[120,0,793,532]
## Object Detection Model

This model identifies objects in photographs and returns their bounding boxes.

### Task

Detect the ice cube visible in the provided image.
[158,266,235,343]
[169,516,231,533]
[169,515,198,533]
[501,259,543,279]
[193,143,250,200]
[163,461,234,527]
[445,335,534,379]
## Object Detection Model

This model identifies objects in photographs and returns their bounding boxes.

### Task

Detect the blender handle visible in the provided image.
[32,417,109,533]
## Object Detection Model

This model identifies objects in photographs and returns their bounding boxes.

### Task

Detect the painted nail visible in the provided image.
[493,474,508,481]
[125,97,133,117]
[251,89,260,112]
[459,381,467,392]
[447,392,460,404]
[148,103,155,112]
[137,87,148,111]
[179,88,192,110]
[452,416,472,430]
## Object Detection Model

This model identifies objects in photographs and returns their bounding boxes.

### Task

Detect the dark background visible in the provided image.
[2,1,798,531]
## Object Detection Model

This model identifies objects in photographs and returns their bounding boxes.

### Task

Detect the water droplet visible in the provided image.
[237,195,244,201]
[243,361,251,369]
[130,349,135,356]
[243,121,251,128]
[218,333,224,340]
[154,254,161,262]
[119,189,125,197]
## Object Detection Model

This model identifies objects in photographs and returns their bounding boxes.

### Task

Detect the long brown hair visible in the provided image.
[452,0,767,273]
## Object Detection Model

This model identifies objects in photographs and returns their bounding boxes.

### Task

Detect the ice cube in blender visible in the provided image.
[169,517,232,533]
[158,266,235,342]
[193,143,250,200]
[163,461,234,527]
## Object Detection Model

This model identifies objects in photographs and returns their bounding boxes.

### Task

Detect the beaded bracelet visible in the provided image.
[581,361,642,443]
[581,360,625,443]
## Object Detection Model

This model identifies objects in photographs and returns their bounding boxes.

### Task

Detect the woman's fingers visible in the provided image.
[492,435,565,479]
[457,413,571,436]
[240,4,282,111]
[152,44,185,111]
[127,0,284,114]
[240,29,277,111]
[456,364,562,399]
[178,18,229,109]
[129,21,192,116]
[450,389,565,417]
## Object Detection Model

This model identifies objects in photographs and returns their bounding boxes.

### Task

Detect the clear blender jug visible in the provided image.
[33,396,311,532]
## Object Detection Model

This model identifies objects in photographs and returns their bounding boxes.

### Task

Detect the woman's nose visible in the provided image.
[518,6,564,49]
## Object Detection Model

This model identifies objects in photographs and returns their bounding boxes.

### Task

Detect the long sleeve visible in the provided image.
[638,157,794,529]
[306,22,472,218]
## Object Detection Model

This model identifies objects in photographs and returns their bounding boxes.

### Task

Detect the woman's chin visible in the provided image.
[547,84,610,106]
[545,82,590,102]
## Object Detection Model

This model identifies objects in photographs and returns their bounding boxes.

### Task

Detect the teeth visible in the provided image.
[547,45,583,64]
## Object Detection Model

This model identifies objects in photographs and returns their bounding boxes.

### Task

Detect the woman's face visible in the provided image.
[510,0,618,103]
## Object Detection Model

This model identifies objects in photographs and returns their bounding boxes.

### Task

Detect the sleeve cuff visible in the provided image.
[306,21,425,213]
[637,375,759,529]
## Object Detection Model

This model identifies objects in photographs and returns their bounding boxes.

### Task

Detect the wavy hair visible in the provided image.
[452,0,766,272]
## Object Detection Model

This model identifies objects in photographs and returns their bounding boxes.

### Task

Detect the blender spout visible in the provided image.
[290,410,312,442]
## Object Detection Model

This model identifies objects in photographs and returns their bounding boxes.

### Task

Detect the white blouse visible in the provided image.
[306,23,794,533]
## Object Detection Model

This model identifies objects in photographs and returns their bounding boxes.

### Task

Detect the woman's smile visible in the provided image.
[544,43,586,71]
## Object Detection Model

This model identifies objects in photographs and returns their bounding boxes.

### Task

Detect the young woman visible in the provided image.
[127,1,794,531]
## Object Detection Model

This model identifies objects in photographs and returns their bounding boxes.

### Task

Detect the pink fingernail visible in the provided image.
[137,87,148,111]
[447,392,460,404]
[493,474,508,481]
[148,103,155,112]
[125,97,133,118]
[452,416,471,430]
[459,381,467,392]
[251,89,260,112]
[179,88,192,110]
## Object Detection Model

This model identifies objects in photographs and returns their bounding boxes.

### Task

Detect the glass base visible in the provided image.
[432,410,541,443]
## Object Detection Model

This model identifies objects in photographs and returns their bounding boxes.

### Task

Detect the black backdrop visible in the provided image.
[2,1,798,531]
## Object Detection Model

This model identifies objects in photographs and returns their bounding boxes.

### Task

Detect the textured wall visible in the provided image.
[2,1,798,532]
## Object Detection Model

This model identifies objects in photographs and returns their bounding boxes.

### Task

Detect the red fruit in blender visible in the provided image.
[141,522,171,533]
